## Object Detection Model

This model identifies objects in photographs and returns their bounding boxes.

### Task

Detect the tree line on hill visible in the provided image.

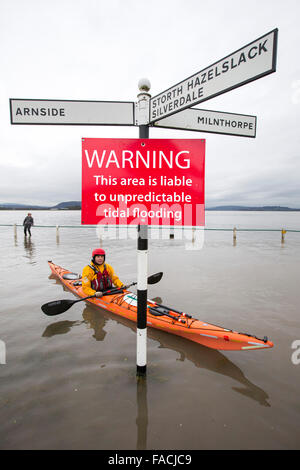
[0,201,82,210]
[0,202,299,211]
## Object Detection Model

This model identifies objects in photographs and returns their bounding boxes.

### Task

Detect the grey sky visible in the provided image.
[1,0,300,207]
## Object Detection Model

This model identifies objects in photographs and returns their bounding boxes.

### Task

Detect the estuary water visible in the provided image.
[0,210,300,450]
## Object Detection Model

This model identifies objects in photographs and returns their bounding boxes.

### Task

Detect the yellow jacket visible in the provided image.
[82,261,124,296]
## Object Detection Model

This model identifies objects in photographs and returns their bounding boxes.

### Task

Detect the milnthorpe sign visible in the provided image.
[153,108,257,137]
[10,99,135,126]
[149,29,278,123]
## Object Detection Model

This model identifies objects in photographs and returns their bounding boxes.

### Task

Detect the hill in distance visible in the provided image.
[0,201,82,210]
[1,202,299,211]
[206,205,300,211]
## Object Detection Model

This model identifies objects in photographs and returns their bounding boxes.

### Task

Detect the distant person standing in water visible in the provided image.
[23,213,34,236]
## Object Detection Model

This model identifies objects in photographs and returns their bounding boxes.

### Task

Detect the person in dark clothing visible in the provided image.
[23,213,34,236]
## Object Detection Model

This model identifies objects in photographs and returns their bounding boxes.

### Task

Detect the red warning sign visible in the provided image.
[82,138,205,226]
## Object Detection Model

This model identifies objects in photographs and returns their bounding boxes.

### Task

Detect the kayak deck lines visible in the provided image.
[200,334,219,339]
[47,261,274,352]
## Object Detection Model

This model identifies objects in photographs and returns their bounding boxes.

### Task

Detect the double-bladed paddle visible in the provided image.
[41,272,163,316]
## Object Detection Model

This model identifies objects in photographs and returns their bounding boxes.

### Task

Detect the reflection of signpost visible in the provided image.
[10,29,278,378]
[153,108,257,137]
[0,340,6,365]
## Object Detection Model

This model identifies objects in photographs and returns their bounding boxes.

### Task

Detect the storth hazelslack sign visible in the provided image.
[150,29,278,122]
[82,138,205,227]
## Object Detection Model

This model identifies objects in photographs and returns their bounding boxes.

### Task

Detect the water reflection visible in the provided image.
[41,307,108,342]
[41,294,270,450]
[23,237,35,263]
[79,303,270,450]
[136,377,148,450]
[82,307,108,341]
[82,304,149,449]
[42,320,83,337]
[45,278,270,408]
[153,332,270,407]
[81,304,270,407]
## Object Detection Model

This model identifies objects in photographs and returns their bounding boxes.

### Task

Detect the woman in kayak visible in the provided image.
[82,248,125,298]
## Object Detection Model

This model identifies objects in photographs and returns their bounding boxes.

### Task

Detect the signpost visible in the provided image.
[10,99,135,126]
[9,29,278,378]
[153,108,257,137]
[150,28,277,123]
[137,83,150,378]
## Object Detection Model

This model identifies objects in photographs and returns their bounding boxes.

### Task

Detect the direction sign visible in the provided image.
[150,29,278,123]
[10,99,135,126]
[153,108,257,137]
[82,138,205,227]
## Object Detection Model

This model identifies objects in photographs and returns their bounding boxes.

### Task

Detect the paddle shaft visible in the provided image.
[42,274,160,316]
[73,294,96,303]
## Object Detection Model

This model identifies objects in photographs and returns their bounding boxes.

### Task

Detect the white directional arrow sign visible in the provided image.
[150,29,278,123]
[10,99,135,126]
[153,108,257,138]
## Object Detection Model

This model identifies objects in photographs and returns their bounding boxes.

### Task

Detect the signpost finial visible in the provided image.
[138,78,151,93]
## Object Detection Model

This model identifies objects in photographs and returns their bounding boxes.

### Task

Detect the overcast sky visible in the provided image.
[1,0,300,207]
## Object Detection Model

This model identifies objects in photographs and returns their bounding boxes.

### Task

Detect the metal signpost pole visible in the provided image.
[9,29,278,381]
[136,79,151,377]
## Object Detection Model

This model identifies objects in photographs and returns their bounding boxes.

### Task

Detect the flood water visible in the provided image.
[1,210,300,450]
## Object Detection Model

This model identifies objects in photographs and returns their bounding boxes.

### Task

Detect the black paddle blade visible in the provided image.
[41,299,76,316]
[148,307,178,321]
[147,272,163,285]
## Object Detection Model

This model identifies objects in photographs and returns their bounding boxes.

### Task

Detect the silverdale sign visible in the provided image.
[150,29,278,123]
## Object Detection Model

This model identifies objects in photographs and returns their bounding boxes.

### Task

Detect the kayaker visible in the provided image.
[23,213,34,236]
[82,248,125,298]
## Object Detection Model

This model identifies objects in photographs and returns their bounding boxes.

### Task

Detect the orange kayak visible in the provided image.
[48,261,274,351]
